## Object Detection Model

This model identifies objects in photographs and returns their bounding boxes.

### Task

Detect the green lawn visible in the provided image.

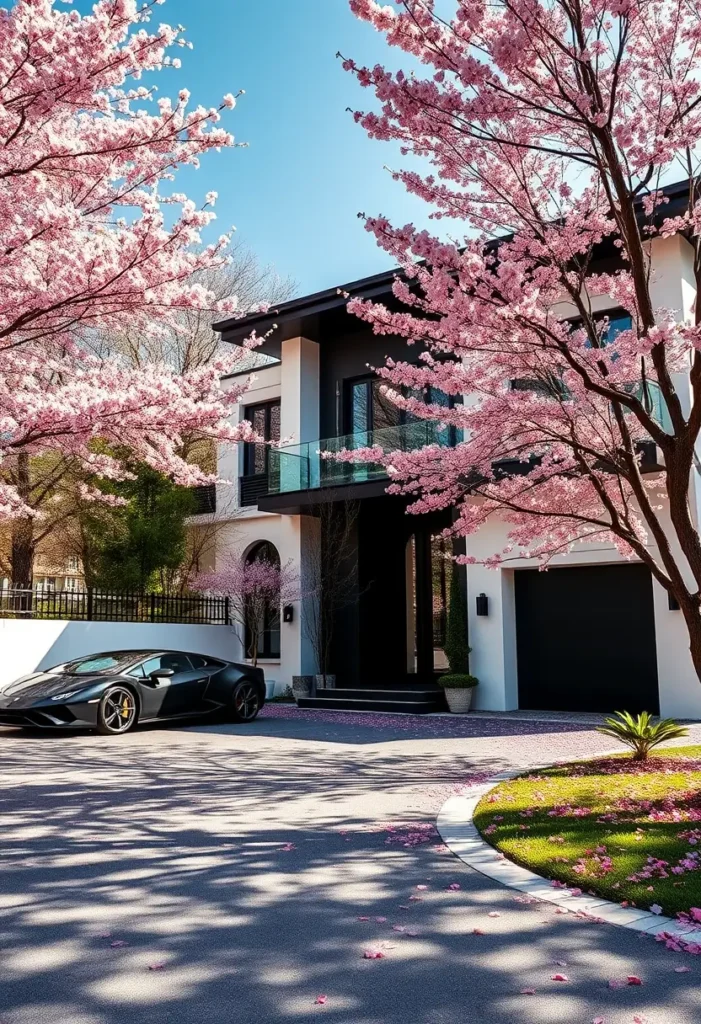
[473,746,701,919]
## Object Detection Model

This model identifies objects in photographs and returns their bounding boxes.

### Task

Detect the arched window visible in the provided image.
[244,541,281,660]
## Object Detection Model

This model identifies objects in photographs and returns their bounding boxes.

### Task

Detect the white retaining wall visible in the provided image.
[0,620,288,696]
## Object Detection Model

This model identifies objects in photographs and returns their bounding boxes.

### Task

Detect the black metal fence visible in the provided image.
[0,589,230,625]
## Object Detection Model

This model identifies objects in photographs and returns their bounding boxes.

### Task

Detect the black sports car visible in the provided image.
[0,650,265,736]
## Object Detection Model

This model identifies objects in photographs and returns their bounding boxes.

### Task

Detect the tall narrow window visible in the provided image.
[244,541,281,660]
[243,401,281,477]
[431,536,449,673]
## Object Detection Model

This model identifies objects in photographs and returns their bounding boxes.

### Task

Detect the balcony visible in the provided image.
[190,483,216,515]
[266,420,456,499]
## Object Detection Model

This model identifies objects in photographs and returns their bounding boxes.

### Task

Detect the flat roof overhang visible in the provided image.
[256,478,394,514]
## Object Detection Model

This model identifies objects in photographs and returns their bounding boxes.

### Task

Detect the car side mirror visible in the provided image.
[149,668,175,683]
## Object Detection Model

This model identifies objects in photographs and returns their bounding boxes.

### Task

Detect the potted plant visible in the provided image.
[439,563,478,712]
[292,675,315,702]
[439,672,479,712]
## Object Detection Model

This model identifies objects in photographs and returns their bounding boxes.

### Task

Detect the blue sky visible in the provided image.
[138,0,432,297]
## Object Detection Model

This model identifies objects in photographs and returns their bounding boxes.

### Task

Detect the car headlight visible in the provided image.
[51,692,78,701]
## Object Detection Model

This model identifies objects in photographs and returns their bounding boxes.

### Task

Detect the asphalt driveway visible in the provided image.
[1,707,701,1024]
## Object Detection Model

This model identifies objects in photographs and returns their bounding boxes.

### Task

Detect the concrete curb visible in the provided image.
[436,767,699,942]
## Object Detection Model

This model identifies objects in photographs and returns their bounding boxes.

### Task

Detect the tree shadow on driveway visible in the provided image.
[0,722,700,1023]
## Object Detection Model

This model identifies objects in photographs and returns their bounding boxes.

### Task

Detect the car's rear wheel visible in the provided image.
[230,680,261,723]
[96,686,138,736]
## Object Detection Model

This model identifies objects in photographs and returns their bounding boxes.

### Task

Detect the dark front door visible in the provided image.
[515,563,659,714]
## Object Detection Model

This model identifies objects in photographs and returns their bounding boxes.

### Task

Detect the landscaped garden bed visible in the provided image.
[473,746,701,925]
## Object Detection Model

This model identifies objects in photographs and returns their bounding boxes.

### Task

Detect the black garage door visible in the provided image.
[515,564,659,714]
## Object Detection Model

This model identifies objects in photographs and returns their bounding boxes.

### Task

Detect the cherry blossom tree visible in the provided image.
[192,554,299,667]
[343,0,701,681]
[0,0,262,534]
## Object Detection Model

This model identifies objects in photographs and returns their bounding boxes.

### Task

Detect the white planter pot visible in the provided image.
[264,680,276,700]
[444,687,474,713]
[292,675,314,701]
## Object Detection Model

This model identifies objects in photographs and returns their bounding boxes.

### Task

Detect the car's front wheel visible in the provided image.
[96,686,139,736]
[230,680,261,723]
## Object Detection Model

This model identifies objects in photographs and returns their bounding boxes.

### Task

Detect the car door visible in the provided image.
[135,653,208,718]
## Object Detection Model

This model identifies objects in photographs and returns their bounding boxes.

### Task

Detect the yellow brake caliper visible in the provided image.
[121,698,130,719]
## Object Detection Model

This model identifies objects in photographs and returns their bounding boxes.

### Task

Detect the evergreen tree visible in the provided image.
[444,564,470,675]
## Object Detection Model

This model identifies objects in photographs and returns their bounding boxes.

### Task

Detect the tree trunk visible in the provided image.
[10,454,34,588]
[679,596,701,685]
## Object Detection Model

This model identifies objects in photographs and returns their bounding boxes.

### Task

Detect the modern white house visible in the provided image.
[205,179,701,720]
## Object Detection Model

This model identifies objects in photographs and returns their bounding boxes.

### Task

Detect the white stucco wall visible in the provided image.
[465,507,701,719]
[0,619,288,696]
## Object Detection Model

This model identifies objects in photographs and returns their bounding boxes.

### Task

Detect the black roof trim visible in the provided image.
[212,265,402,336]
[216,178,692,339]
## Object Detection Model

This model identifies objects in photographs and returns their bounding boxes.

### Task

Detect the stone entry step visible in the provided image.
[297,687,446,715]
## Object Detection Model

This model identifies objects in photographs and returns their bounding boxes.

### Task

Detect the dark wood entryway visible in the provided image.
[515,563,659,714]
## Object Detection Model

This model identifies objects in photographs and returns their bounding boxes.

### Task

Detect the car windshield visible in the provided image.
[61,653,141,676]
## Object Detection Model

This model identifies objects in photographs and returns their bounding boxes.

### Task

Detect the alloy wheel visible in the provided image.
[234,683,259,721]
[102,688,137,732]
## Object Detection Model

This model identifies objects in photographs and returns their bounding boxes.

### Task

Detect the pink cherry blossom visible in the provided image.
[0,0,260,517]
[345,0,701,675]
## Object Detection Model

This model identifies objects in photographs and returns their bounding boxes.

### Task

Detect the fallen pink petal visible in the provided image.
[551,973,569,982]
[520,988,536,995]
[627,975,643,986]
[363,950,386,959]
[314,995,328,1005]
[147,963,166,971]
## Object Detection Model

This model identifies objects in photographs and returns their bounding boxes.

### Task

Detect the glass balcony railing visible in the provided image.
[268,420,456,495]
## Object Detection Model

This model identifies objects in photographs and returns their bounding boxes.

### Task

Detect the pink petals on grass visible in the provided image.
[608,976,643,989]
[447,882,461,891]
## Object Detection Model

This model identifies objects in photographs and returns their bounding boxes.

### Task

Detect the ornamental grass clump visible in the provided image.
[597,711,689,761]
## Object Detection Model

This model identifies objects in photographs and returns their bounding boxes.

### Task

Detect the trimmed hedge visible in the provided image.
[438,673,479,689]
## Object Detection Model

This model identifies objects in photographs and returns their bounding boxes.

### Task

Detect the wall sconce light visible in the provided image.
[476,593,489,617]
[668,593,680,611]
[283,604,294,623]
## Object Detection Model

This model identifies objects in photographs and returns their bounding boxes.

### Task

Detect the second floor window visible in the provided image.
[243,400,281,477]
[346,376,457,444]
